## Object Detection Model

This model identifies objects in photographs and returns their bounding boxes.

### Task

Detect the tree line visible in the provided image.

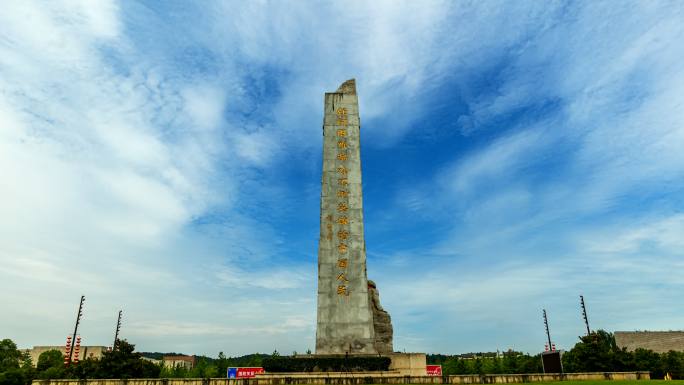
[3,330,684,385]
[427,330,684,378]
[0,338,160,385]
[0,338,270,385]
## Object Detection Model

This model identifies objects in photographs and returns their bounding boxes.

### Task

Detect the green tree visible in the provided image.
[21,355,35,385]
[662,351,684,379]
[516,353,542,373]
[159,363,189,378]
[190,358,218,378]
[633,348,662,379]
[0,339,28,385]
[38,366,66,380]
[502,353,516,373]
[473,357,484,375]
[215,352,228,378]
[65,357,100,380]
[483,356,502,374]
[559,329,682,378]
[97,339,160,379]
[0,368,26,385]
[453,358,468,374]
[611,347,635,372]
[19,352,32,371]
[562,330,615,372]
[37,350,63,372]
[0,339,21,372]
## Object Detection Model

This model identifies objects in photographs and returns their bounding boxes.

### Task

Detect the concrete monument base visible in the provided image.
[386,353,427,376]
[287,353,426,376]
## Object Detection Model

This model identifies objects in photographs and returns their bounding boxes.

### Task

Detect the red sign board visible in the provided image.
[426,365,442,376]
[228,367,264,378]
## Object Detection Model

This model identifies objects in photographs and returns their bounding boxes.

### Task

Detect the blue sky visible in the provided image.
[1,1,683,357]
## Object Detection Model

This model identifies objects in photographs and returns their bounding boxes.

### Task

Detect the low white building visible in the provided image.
[162,355,195,369]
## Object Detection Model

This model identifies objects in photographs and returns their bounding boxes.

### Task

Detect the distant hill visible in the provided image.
[140,352,270,367]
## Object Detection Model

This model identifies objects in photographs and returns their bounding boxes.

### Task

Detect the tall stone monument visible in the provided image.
[316,79,393,355]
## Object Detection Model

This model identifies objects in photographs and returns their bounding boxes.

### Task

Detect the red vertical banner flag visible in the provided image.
[64,336,72,366]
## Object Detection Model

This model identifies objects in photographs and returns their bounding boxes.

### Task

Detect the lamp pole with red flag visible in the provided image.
[67,295,85,366]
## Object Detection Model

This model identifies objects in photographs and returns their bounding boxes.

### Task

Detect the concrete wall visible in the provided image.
[387,353,427,376]
[615,331,684,353]
[23,346,108,366]
[444,372,649,383]
[31,371,650,385]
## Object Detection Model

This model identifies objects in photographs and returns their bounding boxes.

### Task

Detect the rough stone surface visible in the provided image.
[315,79,392,354]
[368,280,394,353]
[615,331,684,353]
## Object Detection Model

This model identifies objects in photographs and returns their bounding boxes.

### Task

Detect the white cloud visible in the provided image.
[129,317,311,338]
[2,0,683,356]
[182,85,227,130]
[583,214,684,255]
[0,0,284,352]
[441,127,549,194]
[215,265,310,290]
[372,1,684,353]
[233,130,276,167]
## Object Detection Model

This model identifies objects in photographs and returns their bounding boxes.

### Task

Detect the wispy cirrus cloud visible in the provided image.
[1,0,683,357]
[365,0,684,353]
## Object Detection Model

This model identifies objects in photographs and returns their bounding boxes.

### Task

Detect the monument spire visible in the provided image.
[315,79,393,354]
[335,79,356,94]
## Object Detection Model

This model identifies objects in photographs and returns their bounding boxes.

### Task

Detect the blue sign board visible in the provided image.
[227,368,237,378]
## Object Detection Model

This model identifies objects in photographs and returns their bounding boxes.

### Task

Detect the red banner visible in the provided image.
[228,367,265,378]
[426,365,442,376]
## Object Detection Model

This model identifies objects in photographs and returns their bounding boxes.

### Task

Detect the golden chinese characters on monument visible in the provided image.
[334,105,350,300]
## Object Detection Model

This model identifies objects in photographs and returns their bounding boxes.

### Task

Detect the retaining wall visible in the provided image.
[32,371,650,385]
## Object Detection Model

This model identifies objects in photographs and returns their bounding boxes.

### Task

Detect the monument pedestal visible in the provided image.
[298,353,426,376]
[387,353,427,376]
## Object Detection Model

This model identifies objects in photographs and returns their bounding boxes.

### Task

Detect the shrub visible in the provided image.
[262,356,391,372]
